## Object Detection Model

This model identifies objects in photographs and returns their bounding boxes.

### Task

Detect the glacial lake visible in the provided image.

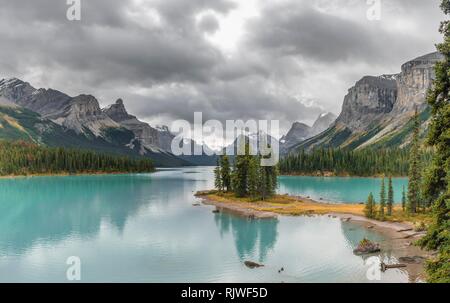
[279,175,409,204]
[0,167,413,282]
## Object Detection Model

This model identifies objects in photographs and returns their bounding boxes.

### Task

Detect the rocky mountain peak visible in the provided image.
[103,98,133,123]
[56,94,119,136]
[280,113,336,153]
[102,99,175,153]
[280,122,311,152]
[70,95,102,114]
[0,78,36,103]
[156,125,170,133]
[311,112,337,135]
[285,122,311,138]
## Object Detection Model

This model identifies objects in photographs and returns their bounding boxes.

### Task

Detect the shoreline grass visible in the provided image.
[196,190,433,226]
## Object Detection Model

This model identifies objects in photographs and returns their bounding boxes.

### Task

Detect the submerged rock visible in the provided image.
[244,261,264,269]
[353,238,381,255]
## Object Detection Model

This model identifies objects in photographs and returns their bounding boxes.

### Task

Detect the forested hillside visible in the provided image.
[0,140,154,176]
[279,148,433,177]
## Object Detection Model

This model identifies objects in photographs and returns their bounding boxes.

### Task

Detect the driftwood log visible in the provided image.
[380,262,407,272]
[397,228,413,232]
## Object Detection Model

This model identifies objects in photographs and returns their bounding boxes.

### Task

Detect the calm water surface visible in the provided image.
[279,175,408,203]
[0,167,412,282]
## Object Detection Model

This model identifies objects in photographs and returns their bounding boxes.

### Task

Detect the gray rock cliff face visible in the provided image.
[291,52,444,151]
[0,78,119,136]
[336,75,397,131]
[103,99,162,152]
[311,112,337,136]
[280,122,311,153]
[336,52,443,133]
[393,52,444,114]
[56,94,119,136]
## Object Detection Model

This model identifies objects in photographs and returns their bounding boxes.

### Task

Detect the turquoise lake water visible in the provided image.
[0,167,413,282]
[279,176,408,203]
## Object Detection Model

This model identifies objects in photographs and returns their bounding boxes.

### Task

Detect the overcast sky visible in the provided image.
[0,0,444,145]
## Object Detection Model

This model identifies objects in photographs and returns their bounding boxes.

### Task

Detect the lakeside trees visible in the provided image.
[220,155,232,192]
[278,148,432,177]
[418,0,450,283]
[387,177,394,216]
[379,178,386,220]
[363,175,401,221]
[407,110,422,214]
[364,193,376,219]
[0,140,154,176]
[214,142,278,201]
[363,0,450,282]
[402,186,407,211]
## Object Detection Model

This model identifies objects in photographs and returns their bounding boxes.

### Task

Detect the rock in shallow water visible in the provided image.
[353,238,381,255]
[244,261,264,269]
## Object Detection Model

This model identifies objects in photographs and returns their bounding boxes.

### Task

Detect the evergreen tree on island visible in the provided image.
[214,160,223,192]
[233,139,251,197]
[213,140,278,201]
[364,193,376,219]
[220,155,232,192]
[387,177,394,216]
[379,177,386,220]
[418,0,450,283]
[247,155,260,199]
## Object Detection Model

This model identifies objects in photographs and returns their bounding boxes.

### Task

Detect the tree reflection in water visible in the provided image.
[214,212,278,263]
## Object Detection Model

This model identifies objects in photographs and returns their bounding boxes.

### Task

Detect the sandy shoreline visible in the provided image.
[196,191,433,282]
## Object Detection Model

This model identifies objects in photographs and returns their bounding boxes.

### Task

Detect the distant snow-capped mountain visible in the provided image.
[280,112,337,154]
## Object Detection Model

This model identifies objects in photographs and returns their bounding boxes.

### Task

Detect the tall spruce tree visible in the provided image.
[418,0,450,283]
[214,160,223,192]
[233,140,251,197]
[247,156,259,199]
[364,193,376,219]
[407,109,422,214]
[379,177,386,220]
[387,177,394,216]
[220,155,232,192]
[260,145,278,200]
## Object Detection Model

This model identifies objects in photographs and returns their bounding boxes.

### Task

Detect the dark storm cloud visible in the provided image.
[0,0,445,137]
[198,14,221,34]
[246,1,439,65]
[0,0,232,84]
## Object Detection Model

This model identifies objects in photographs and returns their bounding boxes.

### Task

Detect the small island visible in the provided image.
[200,141,432,228]
[195,190,430,230]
